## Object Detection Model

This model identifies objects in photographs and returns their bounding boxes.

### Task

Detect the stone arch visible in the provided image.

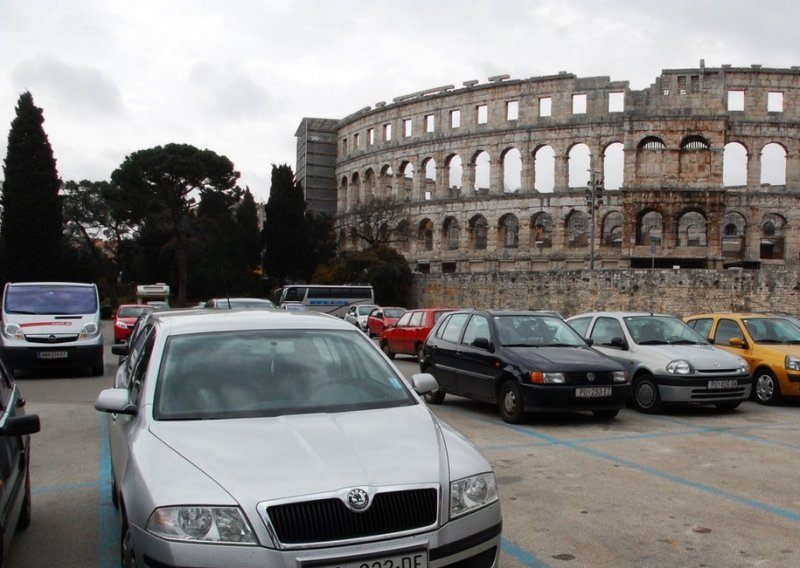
[364,168,375,201]
[501,147,521,193]
[498,213,519,248]
[422,157,436,201]
[340,175,349,210]
[533,145,555,192]
[530,212,553,249]
[638,136,667,150]
[723,142,748,187]
[761,142,787,185]
[350,172,361,205]
[565,210,589,248]
[679,135,711,150]
[676,209,707,247]
[446,154,463,196]
[722,211,747,260]
[602,210,624,248]
[395,219,411,252]
[760,212,787,260]
[473,150,490,194]
[636,137,666,183]
[568,143,591,188]
[679,135,712,182]
[399,161,415,199]
[378,164,394,199]
[468,214,489,250]
[637,209,663,247]
[603,142,624,190]
[443,216,460,250]
[417,218,434,251]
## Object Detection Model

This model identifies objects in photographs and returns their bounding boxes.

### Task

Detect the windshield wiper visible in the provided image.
[503,343,539,347]
[668,339,702,345]
[540,343,580,347]
[637,340,668,345]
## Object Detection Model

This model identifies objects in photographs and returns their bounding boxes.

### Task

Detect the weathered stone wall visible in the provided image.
[412,268,800,319]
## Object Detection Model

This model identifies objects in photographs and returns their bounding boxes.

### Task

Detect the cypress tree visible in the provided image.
[1,92,63,282]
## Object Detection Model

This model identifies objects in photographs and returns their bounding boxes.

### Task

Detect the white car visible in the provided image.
[95,309,501,567]
[343,303,378,331]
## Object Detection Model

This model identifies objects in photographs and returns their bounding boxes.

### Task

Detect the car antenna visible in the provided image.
[220,264,231,309]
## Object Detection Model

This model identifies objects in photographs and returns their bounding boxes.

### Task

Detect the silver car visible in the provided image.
[95,310,501,568]
[566,311,752,412]
[343,304,379,331]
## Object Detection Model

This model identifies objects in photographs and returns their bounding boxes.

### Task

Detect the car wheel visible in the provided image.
[111,474,119,509]
[121,515,137,568]
[754,369,781,405]
[498,380,526,424]
[16,465,32,531]
[592,408,619,420]
[415,343,425,363]
[715,401,741,411]
[381,341,395,360]
[632,375,662,413]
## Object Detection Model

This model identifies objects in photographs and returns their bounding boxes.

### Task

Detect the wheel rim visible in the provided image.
[122,525,137,568]
[636,382,656,408]
[755,374,774,401]
[503,388,517,415]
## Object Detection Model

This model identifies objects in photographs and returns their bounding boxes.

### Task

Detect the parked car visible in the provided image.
[279,301,309,312]
[685,312,800,405]
[0,357,40,562]
[366,306,406,337]
[113,304,153,343]
[146,300,171,311]
[567,311,752,413]
[380,308,455,361]
[421,310,630,423]
[343,303,379,331]
[95,309,501,567]
[204,297,276,310]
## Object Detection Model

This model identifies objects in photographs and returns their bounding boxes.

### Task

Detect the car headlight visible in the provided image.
[147,506,257,544]
[613,370,629,383]
[736,357,750,374]
[79,322,100,339]
[115,321,128,330]
[451,473,498,518]
[3,323,24,340]
[785,355,800,372]
[666,359,693,375]
[530,371,565,384]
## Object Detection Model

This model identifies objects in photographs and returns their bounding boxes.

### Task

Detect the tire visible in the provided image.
[111,475,119,509]
[381,341,396,360]
[754,369,781,405]
[424,390,445,404]
[121,514,136,568]
[593,408,620,419]
[16,466,32,531]
[498,380,526,424]
[632,375,662,413]
[415,343,425,363]
[715,401,742,411]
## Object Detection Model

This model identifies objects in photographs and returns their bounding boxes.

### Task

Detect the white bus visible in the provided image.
[278,284,374,317]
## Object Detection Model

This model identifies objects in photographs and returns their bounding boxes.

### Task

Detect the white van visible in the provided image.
[1,282,104,375]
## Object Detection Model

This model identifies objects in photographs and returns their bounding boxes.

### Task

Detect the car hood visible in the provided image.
[631,343,743,370]
[504,345,624,371]
[148,405,447,504]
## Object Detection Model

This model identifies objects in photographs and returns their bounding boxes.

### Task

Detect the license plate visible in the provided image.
[37,351,68,360]
[327,551,427,568]
[575,387,612,398]
[708,379,738,389]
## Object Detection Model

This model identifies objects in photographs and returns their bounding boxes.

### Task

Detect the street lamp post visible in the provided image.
[585,172,604,270]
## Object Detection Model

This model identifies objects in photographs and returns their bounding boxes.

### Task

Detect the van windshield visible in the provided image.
[5,285,98,315]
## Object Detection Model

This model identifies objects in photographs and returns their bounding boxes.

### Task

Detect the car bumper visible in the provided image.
[521,383,631,412]
[131,503,502,568]
[0,342,104,371]
[655,375,752,405]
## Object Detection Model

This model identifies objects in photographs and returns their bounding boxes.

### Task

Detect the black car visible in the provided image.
[0,357,40,564]
[420,310,631,423]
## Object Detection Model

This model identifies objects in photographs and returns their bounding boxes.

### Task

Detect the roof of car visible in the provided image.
[686,312,787,319]
[567,311,673,319]
[154,309,354,336]
[447,309,562,317]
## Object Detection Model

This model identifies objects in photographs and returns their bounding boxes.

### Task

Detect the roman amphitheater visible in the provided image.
[295,62,800,315]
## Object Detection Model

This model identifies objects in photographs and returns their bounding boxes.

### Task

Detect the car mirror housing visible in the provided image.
[410,373,438,394]
[112,343,130,357]
[610,336,628,350]
[471,337,492,351]
[95,388,138,415]
[0,414,41,436]
[729,337,747,348]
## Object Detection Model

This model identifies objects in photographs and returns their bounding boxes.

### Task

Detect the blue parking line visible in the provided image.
[502,537,551,567]
[99,416,119,568]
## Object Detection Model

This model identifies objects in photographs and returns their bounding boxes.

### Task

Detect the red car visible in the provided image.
[379,308,455,361]
[366,306,406,337]
[113,304,153,343]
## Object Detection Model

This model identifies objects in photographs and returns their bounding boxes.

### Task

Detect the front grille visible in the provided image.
[266,488,438,545]
[26,335,78,344]
[564,370,615,384]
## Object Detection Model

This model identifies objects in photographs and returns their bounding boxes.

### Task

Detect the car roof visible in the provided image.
[567,311,674,319]
[446,309,562,317]
[154,309,355,336]
[687,312,787,319]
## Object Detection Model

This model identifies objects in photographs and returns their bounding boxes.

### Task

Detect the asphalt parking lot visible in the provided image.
[6,331,800,568]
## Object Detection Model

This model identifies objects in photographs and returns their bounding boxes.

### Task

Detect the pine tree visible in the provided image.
[263,164,308,286]
[1,92,63,282]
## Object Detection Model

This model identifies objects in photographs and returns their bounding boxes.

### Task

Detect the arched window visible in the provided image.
[760,213,786,260]
[723,143,748,187]
[400,162,414,198]
[378,165,394,199]
[568,143,591,188]
[418,218,434,251]
[637,210,663,247]
[677,211,707,247]
[447,154,463,196]
[566,211,589,248]
[395,219,411,252]
[499,214,519,248]
[721,211,746,259]
[602,211,624,248]
[761,143,787,185]
[422,158,436,201]
[531,213,553,248]
[638,136,666,150]
[473,151,490,194]
[603,142,624,190]
[443,217,460,250]
[364,168,375,200]
[680,135,711,150]
[533,146,555,192]
[469,215,488,250]
[502,148,521,193]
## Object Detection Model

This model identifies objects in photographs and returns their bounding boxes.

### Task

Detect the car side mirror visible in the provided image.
[94,388,138,415]
[584,337,594,346]
[729,337,747,348]
[410,372,438,395]
[112,343,130,357]
[610,336,628,350]
[0,414,40,436]
[471,337,492,351]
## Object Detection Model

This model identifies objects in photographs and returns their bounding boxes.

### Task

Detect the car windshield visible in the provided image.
[5,284,97,315]
[495,314,586,347]
[625,316,707,345]
[357,305,377,315]
[384,308,405,318]
[118,306,152,318]
[154,329,416,420]
[220,299,274,309]
[743,317,800,344]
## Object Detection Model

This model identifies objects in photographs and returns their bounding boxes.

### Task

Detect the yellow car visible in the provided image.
[684,312,800,405]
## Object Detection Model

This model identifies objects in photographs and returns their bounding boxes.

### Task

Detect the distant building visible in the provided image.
[295,118,339,214]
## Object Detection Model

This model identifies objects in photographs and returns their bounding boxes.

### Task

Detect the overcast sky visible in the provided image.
[2,0,799,202]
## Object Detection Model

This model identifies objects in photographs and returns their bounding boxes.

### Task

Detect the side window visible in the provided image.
[590,317,625,347]
[568,317,591,336]
[409,311,424,327]
[461,315,490,348]
[689,318,713,339]
[440,313,470,344]
[715,319,744,345]
[129,330,156,404]
[396,313,412,327]
[0,359,15,412]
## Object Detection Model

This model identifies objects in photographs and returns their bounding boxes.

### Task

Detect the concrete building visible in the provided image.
[295,118,339,214]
